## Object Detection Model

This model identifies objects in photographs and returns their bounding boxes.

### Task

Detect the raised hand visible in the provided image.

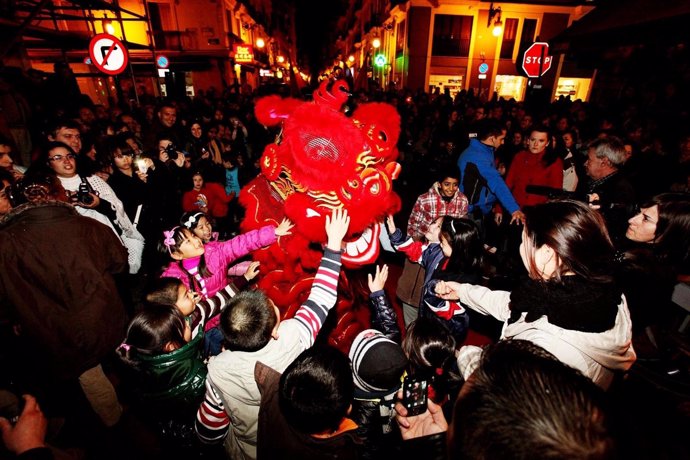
[243,261,261,281]
[385,215,397,234]
[275,218,294,236]
[325,208,350,251]
[367,264,389,293]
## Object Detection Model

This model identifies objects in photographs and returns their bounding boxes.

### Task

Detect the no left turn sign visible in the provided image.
[88,33,128,75]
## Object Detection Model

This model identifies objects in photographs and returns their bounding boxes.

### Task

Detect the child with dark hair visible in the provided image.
[194,209,350,460]
[254,345,359,460]
[181,211,218,243]
[118,277,253,400]
[402,317,461,407]
[160,221,285,355]
[180,211,253,278]
[388,214,481,344]
[146,274,257,340]
[117,305,208,453]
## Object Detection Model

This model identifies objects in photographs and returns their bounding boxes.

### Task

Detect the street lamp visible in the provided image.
[277,55,285,64]
[492,20,503,37]
[256,37,265,49]
[102,19,115,35]
[372,38,381,49]
[348,55,355,64]
[488,3,503,37]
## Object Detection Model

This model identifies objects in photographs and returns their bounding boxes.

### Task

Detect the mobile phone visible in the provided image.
[136,158,148,174]
[402,376,428,416]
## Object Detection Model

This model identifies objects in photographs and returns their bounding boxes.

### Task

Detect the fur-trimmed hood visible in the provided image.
[0,199,77,227]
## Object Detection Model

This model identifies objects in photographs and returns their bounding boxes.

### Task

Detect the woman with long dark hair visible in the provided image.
[436,200,636,389]
[618,193,690,335]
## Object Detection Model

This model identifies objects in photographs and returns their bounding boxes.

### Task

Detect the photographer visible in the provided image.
[30,141,144,274]
[158,135,193,192]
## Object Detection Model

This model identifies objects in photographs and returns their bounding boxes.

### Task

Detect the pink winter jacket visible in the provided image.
[162,225,277,329]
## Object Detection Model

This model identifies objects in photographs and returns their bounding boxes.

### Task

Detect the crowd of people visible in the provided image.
[0,73,689,460]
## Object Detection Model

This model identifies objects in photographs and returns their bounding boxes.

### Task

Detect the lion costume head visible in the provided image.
[239,79,402,348]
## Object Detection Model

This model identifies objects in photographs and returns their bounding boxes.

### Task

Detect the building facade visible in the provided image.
[2,0,297,105]
[337,0,595,101]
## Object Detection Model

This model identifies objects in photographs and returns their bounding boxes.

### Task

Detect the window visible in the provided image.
[432,14,473,57]
[520,18,537,48]
[396,20,405,58]
[499,18,518,59]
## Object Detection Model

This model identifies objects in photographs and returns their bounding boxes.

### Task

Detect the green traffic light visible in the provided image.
[374,54,387,68]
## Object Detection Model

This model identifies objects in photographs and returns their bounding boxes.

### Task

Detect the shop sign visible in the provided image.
[234,44,254,63]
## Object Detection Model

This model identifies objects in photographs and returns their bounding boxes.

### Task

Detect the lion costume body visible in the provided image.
[238,80,403,349]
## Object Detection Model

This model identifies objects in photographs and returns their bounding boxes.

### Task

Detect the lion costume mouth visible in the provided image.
[342,223,381,266]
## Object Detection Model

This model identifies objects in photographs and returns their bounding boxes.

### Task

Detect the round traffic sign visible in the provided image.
[88,33,128,76]
[522,42,552,78]
[156,55,169,69]
[478,63,489,74]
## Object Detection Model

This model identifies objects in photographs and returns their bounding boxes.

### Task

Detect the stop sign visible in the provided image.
[522,42,552,78]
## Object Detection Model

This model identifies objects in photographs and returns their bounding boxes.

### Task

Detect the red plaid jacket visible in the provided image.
[407,183,468,240]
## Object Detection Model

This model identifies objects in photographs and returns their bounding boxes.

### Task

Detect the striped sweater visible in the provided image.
[194,248,342,460]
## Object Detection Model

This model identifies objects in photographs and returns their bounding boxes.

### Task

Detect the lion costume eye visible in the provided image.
[363,175,382,195]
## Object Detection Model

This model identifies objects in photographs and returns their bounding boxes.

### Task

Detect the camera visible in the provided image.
[402,375,428,416]
[164,143,181,161]
[0,389,24,425]
[75,181,94,205]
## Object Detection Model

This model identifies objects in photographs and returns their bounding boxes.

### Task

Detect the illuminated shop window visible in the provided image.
[555,78,591,101]
[494,75,527,101]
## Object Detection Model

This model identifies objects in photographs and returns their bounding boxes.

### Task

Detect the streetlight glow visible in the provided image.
[348,55,355,63]
[256,38,265,48]
[277,55,285,63]
[372,38,381,49]
[103,20,115,35]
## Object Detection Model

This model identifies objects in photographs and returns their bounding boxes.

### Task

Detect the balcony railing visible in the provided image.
[149,30,188,50]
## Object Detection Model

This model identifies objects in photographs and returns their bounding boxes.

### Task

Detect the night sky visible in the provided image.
[294,0,346,78]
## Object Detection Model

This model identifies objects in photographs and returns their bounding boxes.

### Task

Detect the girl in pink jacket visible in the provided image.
[160,218,293,354]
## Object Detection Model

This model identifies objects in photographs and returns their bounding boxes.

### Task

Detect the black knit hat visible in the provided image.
[349,329,408,393]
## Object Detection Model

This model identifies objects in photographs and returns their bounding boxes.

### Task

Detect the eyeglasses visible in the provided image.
[48,153,77,162]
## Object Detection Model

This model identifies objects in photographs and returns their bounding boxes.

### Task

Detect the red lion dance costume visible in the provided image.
[239,79,402,349]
